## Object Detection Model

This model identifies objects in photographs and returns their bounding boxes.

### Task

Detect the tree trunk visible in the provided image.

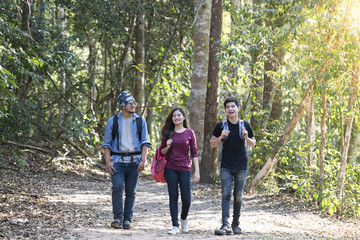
[18,0,33,102]
[268,86,283,121]
[200,0,223,184]
[262,49,285,130]
[339,92,344,150]
[112,16,136,114]
[306,95,316,168]
[246,90,313,192]
[227,0,241,93]
[134,0,146,115]
[188,0,211,159]
[146,106,154,138]
[87,33,97,114]
[142,14,181,116]
[336,63,359,214]
[59,5,67,119]
[250,0,263,131]
[318,90,327,203]
[347,118,360,165]
[36,0,45,23]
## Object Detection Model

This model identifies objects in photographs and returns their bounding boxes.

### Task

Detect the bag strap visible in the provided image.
[222,119,245,139]
[165,132,174,160]
[165,145,172,160]
[134,113,143,141]
[111,113,120,151]
[221,120,228,141]
[219,119,245,162]
[239,120,244,140]
[112,113,143,153]
[112,113,118,140]
[222,120,228,130]
[219,120,227,162]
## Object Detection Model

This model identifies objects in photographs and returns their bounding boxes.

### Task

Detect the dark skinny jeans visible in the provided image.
[164,168,191,227]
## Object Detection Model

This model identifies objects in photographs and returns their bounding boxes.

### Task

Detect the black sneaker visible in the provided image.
[123,220,131,229]
[232,225,242,235]
[111,220,123,229]
[214,224,233,235]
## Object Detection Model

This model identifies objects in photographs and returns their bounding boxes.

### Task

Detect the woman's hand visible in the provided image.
[166,138,173,146]
[161,138,173,155]
[193,170,200,183]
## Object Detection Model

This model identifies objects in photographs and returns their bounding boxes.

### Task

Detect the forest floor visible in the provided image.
[1,149,360,240]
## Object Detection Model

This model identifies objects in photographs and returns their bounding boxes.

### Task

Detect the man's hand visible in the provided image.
[106,161,116,175]
[221,129,230,139]
[242,127,248,139]
[137,160,145,173]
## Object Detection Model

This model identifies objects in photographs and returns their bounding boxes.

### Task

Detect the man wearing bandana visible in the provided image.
[102,91,151,229]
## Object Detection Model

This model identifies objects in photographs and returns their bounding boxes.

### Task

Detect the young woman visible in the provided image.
[160,107,200,235]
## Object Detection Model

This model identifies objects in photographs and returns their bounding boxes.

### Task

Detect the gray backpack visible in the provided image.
[218,119,247,162]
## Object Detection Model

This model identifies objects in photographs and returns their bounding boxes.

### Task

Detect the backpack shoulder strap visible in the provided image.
[134,113,143,141]
[238,120,244,132]
[219,120,228,162]
[112,113,119,140]
[222,120,228,130]
[238,119,245,140]
[111,113,120,152]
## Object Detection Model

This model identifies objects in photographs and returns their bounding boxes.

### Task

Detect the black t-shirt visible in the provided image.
[212,120,254,170]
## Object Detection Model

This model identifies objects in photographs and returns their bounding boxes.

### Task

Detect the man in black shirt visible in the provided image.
[210,97,256,235]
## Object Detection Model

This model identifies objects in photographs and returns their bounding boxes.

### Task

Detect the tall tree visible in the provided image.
[18,0,33,102]
[318,89,327,203]
[249,0,263,132]
[246,89,313,191]
[189,0,211,158]
[134,0,146,115]
[336,60,359,214]
[200,0,223,183]
[86,26,97,115]
[306,96,316,170]
[262,50,285,130]
[58,4,67,119]
[348,119,360,165]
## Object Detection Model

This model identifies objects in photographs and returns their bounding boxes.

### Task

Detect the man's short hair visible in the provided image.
[224,97,240,108]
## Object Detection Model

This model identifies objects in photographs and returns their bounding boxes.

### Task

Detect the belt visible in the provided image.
[111,151,142,156]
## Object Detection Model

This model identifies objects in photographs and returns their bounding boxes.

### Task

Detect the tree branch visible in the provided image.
[2,140,52,154]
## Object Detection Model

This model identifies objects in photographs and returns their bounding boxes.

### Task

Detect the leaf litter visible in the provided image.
[1,149,359,239]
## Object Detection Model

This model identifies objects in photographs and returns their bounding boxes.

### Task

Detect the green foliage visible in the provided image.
[266,124,360,218]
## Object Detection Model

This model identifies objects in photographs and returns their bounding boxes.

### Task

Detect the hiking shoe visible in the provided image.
[181,219,189,233]
[214,224,233,235]
[111,220,123,229]
[232,225,242,235]
[168,226,180,235]
[123,220,131,229]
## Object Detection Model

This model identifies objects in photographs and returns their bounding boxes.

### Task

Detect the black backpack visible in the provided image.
[111,113,143,151]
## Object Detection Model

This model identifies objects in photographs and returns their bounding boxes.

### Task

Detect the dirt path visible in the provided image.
[1,158,359,240]
[44,171,359,240]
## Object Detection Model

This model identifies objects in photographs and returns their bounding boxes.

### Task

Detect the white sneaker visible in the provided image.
[181,219,189,233]
[168,226,180,235]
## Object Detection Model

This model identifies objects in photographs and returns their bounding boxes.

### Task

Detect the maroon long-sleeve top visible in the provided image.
[160,128,198,172]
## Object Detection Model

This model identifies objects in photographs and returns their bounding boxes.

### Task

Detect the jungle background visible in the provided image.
[1,0,360,238]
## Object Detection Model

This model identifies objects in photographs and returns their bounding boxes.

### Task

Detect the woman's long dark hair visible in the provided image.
[161,107,188,139]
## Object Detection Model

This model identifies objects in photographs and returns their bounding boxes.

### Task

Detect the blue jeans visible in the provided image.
[165,168,191,227]
[220,168,247,226]
[111,162,139,222]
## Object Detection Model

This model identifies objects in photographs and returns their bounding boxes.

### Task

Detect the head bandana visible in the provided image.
[116,91,135,108]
